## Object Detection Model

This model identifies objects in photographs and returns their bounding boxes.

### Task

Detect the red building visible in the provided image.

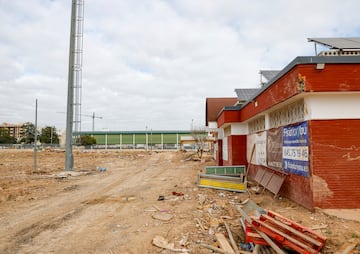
[206,38,360,209]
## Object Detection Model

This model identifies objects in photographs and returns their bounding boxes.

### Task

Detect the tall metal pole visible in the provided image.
[65,0,77,171]
[34,99,38,173]
[92,112,95,134]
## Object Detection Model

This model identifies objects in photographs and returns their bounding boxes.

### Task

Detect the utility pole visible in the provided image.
[65,0,84,171]
[34,99,38,173]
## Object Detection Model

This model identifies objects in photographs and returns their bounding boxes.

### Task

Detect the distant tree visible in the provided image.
[77,135,96,146]
[40,126,59,144]
[191,125,208,159]
[0,128,17,144]
[20,122,38,144]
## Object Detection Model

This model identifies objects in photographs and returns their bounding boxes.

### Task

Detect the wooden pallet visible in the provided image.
[246,210,326,254]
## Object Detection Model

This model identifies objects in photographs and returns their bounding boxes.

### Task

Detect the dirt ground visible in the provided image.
[0,149,359,254]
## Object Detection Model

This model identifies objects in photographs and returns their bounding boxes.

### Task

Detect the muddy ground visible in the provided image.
[0,149,359,254]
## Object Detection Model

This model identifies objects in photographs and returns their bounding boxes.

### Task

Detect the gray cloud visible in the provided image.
[1,0,360,131]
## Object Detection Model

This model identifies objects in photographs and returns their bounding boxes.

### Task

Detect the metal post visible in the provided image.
[161,133,164,150]
[50,126,53,145]
[65,0,77,171]
[119,133,122,150]
[150,129,153,151]
[92,112,95,134]
[133,133,135,149]
[176,133,179,150]
[34,99,38,172]
[146,126,148,150]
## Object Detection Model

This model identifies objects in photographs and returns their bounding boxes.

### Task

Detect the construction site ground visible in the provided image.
[0,149,359,254]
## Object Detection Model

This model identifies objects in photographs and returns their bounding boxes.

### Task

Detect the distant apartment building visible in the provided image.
[0,122,24,140]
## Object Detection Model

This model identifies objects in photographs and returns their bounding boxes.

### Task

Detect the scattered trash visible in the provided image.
[153,204,168,213]
[197,194,207,205]
[122,196,136,202]
[240,242,253,251]
[55,171,82,178]
[144,207,157,212]
[152,235,190,253]
[157,195,165,201]
[172,191,184,196]
[98,167,106,172]
[179,234,188,247]
[63,185,79,191]
[218,192,226,197]
[152,212,173,221]
[195,218,206,231]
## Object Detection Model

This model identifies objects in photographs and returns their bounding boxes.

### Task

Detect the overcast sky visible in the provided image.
[1,0,359,132]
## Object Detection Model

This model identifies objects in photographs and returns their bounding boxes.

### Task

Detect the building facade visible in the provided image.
[0,122,24,141]
[207,55,360,209]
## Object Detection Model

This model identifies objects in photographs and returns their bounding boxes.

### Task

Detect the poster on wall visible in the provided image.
[255,132,267,166]
[282,121,309,176]
[267,127,283,169]
[222,137,228,161]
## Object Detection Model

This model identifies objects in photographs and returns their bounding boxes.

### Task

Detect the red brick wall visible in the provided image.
[240,67,301,121]
[301,64,360,92]
[309,119,360,208]
[280,174,314,210]
[217,110,241,128]
[240,63,360,122]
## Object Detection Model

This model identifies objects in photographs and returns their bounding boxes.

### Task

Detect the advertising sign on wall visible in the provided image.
[283,121,309,176]
[267,127,283,169]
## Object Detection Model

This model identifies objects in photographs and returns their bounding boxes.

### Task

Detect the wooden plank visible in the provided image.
[200,243,251,254]
[224,222,239,254]
[245,144,256,179]
[216,233,235,254]
[255,229,286,254]
[340,243,358,254]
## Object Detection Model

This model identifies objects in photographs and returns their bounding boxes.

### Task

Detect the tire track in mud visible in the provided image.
[0,152,173,253]
[2,206,84,254]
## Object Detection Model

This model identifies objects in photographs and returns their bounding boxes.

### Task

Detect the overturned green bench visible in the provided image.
[198,165,247,192]
[205,165,246,176]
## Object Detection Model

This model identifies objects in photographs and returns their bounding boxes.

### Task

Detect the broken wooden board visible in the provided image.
[198,174,247,192]
[215,233,235,254]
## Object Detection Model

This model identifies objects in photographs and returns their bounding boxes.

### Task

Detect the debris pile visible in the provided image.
[193,165,328,253]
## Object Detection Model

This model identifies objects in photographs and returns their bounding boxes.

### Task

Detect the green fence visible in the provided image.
[80,130,195,148]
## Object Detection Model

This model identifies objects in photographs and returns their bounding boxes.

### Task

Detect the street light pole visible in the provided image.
[34,99,38,173]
